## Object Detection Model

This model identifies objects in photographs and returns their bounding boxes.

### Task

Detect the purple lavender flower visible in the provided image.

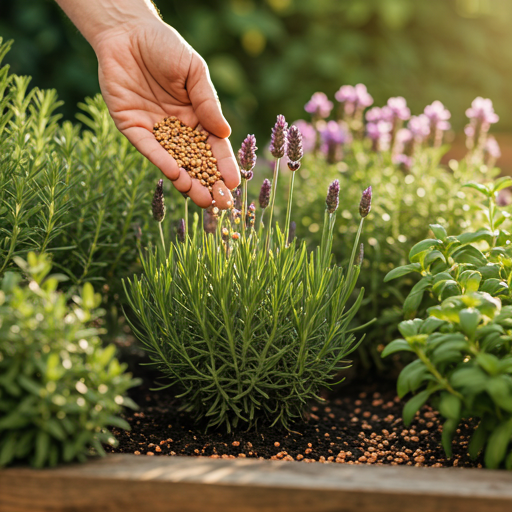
[238,134,257,180]
[366,121,392,151]
[320,121,351,163]
[365,107,383,123]
[424,101,451,131]
[335,84,373,118]
[152,179,165,222]
[287,125,304,171]
[326,179,340,213]
[305,92,333,119]
[354,84,374,108]
[335,85,357,104]
[269,115,288,158]
[259,179,271,209]
[359,186,372,218]
[466,97,499,125]
[485,136,501,160]
[384,97,411,122]
[293,120,316,153]
[408,114,431,143]
[177,219,185,243]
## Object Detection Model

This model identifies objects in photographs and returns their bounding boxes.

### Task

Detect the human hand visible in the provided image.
[93,19,240,208]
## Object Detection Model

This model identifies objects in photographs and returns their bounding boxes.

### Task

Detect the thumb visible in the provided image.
[187,53,231,139]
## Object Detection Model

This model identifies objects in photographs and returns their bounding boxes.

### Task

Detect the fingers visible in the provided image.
[188,179,213,208]
[172,168,192,193]
[122,126,180,181]
[188,53,231,139]
[206,135,241,190]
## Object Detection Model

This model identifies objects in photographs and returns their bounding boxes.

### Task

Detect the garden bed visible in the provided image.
[2,453,512,512]
[105,379,481,468]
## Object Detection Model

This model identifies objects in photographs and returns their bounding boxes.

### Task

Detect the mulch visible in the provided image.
[106,373,482,468]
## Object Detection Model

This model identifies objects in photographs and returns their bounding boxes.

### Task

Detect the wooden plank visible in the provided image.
[1,454,512,512]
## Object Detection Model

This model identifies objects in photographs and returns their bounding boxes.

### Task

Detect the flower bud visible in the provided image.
[359,186,372,218]
[270,115,288,158]
[259,179,271,209]
[326,179,340,214]
[238,134,257,179]
[287,125,303,171]
[177,219,185,243]
[152,179,165,222]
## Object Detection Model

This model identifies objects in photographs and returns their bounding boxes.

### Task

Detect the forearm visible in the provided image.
[54,0,162,49]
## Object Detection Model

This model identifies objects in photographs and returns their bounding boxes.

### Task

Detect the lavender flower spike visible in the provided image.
[326,179,340,214]
[238,134,257,180]
[287,125,303,171]
[259,179,271,209]
[359,186,372,218]
[269,115,288,158]
[152,179,165,222]
[177,219,185,243]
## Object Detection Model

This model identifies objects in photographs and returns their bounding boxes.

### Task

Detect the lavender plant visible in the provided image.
[282,85,499,370]
[0,253,139,468]
[124,125,370,431]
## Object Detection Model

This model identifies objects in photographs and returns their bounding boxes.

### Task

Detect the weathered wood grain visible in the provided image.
[1,454,512,512]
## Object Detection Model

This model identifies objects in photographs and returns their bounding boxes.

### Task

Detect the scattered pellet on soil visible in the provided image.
[153,116,222,194]
[107,379,482,468]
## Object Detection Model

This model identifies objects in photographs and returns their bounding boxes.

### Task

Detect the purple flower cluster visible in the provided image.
[269,115,288,158]
[320,121,351,163]
[384,97,411,122]
[485,136,501,160]
[287,125,304,171]
[424,101,451,131]
[259,179,271,209]
[326,179,340,213]
[407,114,431,143]
[335,84,373,117]
[466,97,499,125]
[305,92,333,119]
[238,134,257,180]
[366,120,392,151]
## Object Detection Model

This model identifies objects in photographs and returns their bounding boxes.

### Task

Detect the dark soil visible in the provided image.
[107,375,483,468]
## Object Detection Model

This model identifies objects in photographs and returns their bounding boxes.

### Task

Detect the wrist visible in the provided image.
[56,0,163,50]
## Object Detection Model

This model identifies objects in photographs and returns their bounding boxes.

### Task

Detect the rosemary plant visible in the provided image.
[124,129,371,431]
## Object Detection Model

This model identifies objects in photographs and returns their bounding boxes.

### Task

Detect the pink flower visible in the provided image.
[305,92,333,118]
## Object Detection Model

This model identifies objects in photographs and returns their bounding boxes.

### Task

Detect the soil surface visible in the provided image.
[107,376,482,468]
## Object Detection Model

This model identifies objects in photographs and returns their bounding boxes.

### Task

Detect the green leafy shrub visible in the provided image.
[0,38,182,294]
[0,253,140,468]
[125,128,369,431]
[383,177,512,469]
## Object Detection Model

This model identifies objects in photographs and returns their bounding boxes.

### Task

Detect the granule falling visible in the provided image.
[153,116,222,193]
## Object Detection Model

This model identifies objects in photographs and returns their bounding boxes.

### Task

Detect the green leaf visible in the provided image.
[403,388,435,425]
[403,276,433,318]
[486,376,512,412]
[438,393,461,420]
[459,308,481,338]
[409,239,443,262]
[381,339,414,358]
[468,422,489,460]
[384,263,421,282]
[481,279,508,296]
[397,360,428,398]
[484,419,512,469]
[452,246,488,267]
[493,176,512,194]
[430,224,447,241]
[457,229,493,246]
[419,317,446,335]
[463,181,491,197]
[477,353,500,375]
[441,418,459,458]
[398,319,423,338]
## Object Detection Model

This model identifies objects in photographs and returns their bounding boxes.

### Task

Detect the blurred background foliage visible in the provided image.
[1,0,512,148]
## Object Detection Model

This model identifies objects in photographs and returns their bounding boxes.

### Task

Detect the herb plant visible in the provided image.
[277,87,500,370]
[124,120,370,431]
[383,177,512,469]
[0,253,140,468]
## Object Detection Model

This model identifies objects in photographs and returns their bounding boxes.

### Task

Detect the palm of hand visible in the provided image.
[94,21,239,207]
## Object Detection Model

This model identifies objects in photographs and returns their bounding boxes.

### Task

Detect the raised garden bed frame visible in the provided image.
[2,454,512,512]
